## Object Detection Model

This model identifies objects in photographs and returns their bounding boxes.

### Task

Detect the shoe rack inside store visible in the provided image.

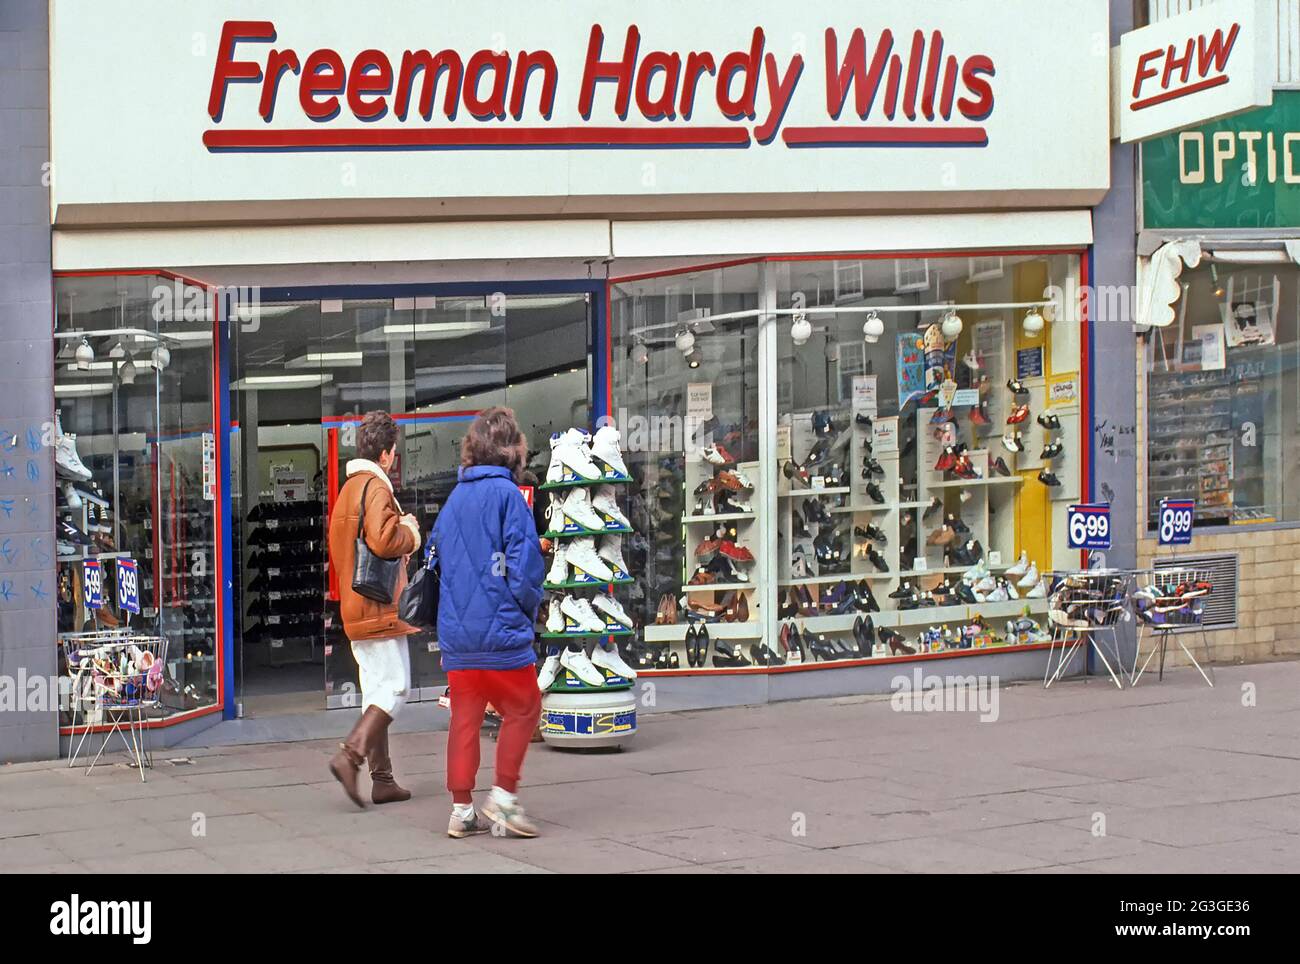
[643,455,763,654]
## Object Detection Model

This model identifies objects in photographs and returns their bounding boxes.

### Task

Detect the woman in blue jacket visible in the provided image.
[430,407,545,839]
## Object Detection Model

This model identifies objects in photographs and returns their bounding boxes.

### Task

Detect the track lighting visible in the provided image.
[74,337,94,370]
[631,340,649,365]
[674,325,695,353]
[1022,308,1045,336]
[791,311,812,346]
[941,309,963,340]
[151,344,171,370]
[862,310,884,344]
[120,356,137,385]
[685,347,702,368]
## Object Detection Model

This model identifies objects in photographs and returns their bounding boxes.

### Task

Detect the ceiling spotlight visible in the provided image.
[1022,308,1045,336]
[941,309,963,340]
[674,326,695,353]
[863,310,885,344]
[151,344,171,370]
[120,355,137,385]
[791,311,812,346]
[108,341,127,359]
[75,337,94,371]
[685,347,703,369]
[630,340,649,365]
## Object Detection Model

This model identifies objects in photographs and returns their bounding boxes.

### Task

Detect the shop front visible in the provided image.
[43,0,1111,746]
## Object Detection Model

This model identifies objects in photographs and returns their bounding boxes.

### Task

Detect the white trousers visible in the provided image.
[350,636,411,718]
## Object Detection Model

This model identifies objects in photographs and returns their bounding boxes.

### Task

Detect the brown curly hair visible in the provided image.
[461,406,527,474]
[356,411,400,462]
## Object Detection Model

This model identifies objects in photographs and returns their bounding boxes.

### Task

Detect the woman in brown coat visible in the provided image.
[326,411,422,808]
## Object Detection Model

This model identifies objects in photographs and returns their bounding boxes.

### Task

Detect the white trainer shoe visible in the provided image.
[560,487,609,531]
[1026,579,1047,598]
[962,561,990,585]
[986,583,1010,602]
[597,534,629,579]
[545,434,565,484]
[560,647,605,686]
[1002,578,1020,599]
[1016,562,1039,589]
[544,598,564,633]
[560,594,608,633]
[591,593,634,629]
[537,654,561,690]
[565,536,614,583]
[975,575,997,594]
[546,544,569,585]
[62,482,84,510]
[549,429,602,482]
[55,433,93,482]
[590,644,636,680]
[591,485,631,529]
[590,425,631,480]
[1005,551,1029,578]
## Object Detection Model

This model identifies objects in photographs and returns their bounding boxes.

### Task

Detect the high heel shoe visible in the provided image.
[879,627,916,655]
[692,625,708,667]
[712,636,750,667]
[786,624,807,662]
[684,626,698,668]
[854,615,875,655]
[751,643,785,666]
[807,634,838,661]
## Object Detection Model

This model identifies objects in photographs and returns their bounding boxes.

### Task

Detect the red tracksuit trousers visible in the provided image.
[446,666,541,804]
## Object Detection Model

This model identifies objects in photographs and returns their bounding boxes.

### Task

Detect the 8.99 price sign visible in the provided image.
[1158,499,1194,546]
[1067,504,1111,550]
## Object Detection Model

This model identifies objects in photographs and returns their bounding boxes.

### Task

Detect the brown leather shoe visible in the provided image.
[329,705,387,809]
[368,718,411,805]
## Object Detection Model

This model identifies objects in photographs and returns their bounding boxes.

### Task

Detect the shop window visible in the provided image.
[53,274,220,722]
[1143,260,1300,528]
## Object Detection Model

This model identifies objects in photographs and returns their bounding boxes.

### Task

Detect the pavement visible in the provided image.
[2,660,1299,874]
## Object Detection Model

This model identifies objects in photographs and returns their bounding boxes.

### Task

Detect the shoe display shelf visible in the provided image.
[678,455,761,630]
[1146,368,1237,525]
[241,499,326,667]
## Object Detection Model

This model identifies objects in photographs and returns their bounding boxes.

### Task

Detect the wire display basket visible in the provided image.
[1128,566,1215,688]
[59,632,168,781]
[1043,569,1133,689]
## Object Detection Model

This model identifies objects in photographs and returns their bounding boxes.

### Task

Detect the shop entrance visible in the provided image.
[229,288,596,718]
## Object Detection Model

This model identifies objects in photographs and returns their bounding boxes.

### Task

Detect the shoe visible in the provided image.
[684,626,699,667]
[544,598,564,633]
[716,470,750,491]
[597,534,629,578]
[54,414,93,482]
[719,541,755,563]
[947,513,970,535]
[711,637,751,668]
[855,413,873,429]
[1006,379,1029,396]
[1026,579,1048,598]
[962,560,990,585]
[548,428,602,482]
[1005,550,1029,577]
[591,644,637,679]
[1038,470,1061,487]
[790,550,812,579]
[861,457,886,478]
[1016,562,1040,589]
[1006,404,1030,425]
[949,454,982,480]
[482,794,539,838]
[802,497,832,527]
[1002,432,1024,453]
[956,582,978,604]
[866,547,889,573]
[865,482,886,504]
[448,807,492,838]
[1039,442,1064,461]
[854,524,887,545]
[811,410,842,437]
[926,525,955,547]
[560,487,610,531]
[1037,412,1061,430]
[546,544,569,585]
[591,593,634,630]
[537,654,561,689]
[935,446,957,472]
[700,442,736,465]
[853,615,875,655]
[783,459,811,488]
[565,536,614,582]
[560,646,606,685]
[991,456,1011,477]
[58,519,92,547]
[590,424,631,480]
[969,404,991,427]
[328,705,389,809]
[716,491,753,514]
[560,595,607,633]
[879,627,916,655]
[592,485,632,528]
[368,722,411,804]
[962,349,982,370]
[922,497,943,523]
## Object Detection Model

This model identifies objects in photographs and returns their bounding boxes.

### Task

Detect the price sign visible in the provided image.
[1067,504,1111,550]
[116,557,141,614]
[83,559,103,609]
[1158,499,1195,546]
[518,485,535,508]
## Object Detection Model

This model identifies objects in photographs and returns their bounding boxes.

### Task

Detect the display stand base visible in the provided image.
[541,688,637,750]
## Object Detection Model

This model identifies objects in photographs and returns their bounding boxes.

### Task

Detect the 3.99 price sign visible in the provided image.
[1067,503,1111,550]
[1158,499,1195,546]
[116,558,141,615]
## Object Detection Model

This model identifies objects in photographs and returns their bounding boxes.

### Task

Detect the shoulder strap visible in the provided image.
[356,479,371,540]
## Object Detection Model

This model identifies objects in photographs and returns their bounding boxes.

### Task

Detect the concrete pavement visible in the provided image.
[2,661,1299,873]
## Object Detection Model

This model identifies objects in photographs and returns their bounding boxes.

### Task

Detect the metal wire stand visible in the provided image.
[1043,569,1132,690]
[1129,566,1215,688]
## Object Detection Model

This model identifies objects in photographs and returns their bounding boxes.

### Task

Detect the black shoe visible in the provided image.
[991,456,1011,477]
[802,497,832,527]
[865,482,886,504]
[684,626,698,668]
[1037,412,1061,430]
[783,459,811,489]
[855,413,873,429]
[947,514,970,535]
[1007,379,1029,396]
[889,581,914,599]
[853,579,880,613]
[853,615,875,655]
[956,582,978,604]
[854,524,887,545]
[1038,470,1061,487]
[861,457,885,478]
[867,547,889,573]
[922,497,943,523]
[1039,441,1064,460]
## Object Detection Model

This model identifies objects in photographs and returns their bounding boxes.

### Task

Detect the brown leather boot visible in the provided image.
[368,714,411,804]
[329,705,387,809]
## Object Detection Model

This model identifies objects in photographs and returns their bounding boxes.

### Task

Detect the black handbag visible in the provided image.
[351,479,402,604]
[399,546,440,630]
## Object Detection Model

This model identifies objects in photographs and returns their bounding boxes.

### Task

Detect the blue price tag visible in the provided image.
[116,558,140,615]
[1158,499,1194,546]
[83,559,102,609]
[1067,503,1111,550]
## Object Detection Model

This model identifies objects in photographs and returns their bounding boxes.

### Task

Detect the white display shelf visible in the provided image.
[778,598,1049,633]
[681,512,756,524]
[780,573,882,587]
[828,502,896,514]
[644,622,763,642]
[778,486,851,498]
[681,581,754,593]
[925,476,1023,489]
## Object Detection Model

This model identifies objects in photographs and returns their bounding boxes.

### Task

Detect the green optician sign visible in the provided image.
[1142,91,1300,230]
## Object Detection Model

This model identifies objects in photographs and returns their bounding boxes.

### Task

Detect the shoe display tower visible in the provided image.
[538,426,639,750]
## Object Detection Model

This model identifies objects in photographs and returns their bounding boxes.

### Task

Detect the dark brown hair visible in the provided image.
[461,406,527,473]
[356,410,400,462]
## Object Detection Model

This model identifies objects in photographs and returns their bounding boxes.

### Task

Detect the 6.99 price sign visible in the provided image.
[1158,498,1195,546]
[1067,503,1111,550]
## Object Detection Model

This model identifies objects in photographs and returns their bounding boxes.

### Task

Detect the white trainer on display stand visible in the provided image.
[536,423,638,750]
